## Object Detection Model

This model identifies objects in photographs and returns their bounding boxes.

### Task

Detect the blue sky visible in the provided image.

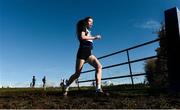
[0,0,180,87]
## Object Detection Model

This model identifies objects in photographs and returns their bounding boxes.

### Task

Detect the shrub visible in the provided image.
[144,24,168,89]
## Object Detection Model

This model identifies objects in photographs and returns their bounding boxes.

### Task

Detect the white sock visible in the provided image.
[64,80,70,92]
[65,85,69,92]
[96,83,101,90]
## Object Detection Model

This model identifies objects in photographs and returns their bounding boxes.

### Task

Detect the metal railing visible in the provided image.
[77,38,160,87]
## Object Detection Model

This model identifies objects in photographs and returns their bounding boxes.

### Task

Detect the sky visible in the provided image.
[0,0,180,87]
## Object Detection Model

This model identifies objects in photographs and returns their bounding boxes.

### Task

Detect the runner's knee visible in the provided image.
[96,63,102,71]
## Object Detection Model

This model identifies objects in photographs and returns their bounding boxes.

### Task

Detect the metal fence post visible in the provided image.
[165,7,180,92]
[126,50,134,86]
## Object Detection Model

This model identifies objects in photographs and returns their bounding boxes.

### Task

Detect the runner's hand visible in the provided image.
[95,35,101,39]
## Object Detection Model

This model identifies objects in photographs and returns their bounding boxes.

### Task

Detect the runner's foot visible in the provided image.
[63,85,69,96]
[63,91,68,96]
[96,89,110,96]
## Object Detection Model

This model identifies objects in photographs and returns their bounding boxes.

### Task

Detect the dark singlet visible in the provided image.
[77,28,93,60]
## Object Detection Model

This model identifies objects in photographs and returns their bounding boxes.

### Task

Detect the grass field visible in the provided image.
[0,85,180,109]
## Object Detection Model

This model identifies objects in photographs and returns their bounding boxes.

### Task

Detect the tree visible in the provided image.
[156,24,168,88]
[144,24,168,89]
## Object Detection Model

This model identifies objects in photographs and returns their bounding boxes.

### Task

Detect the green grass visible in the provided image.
[0,84,180,109]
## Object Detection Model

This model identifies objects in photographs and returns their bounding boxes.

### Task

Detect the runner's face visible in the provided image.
[87,18,93,28]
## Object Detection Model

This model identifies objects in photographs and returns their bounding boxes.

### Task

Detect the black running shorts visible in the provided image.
[77,47,92,61]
